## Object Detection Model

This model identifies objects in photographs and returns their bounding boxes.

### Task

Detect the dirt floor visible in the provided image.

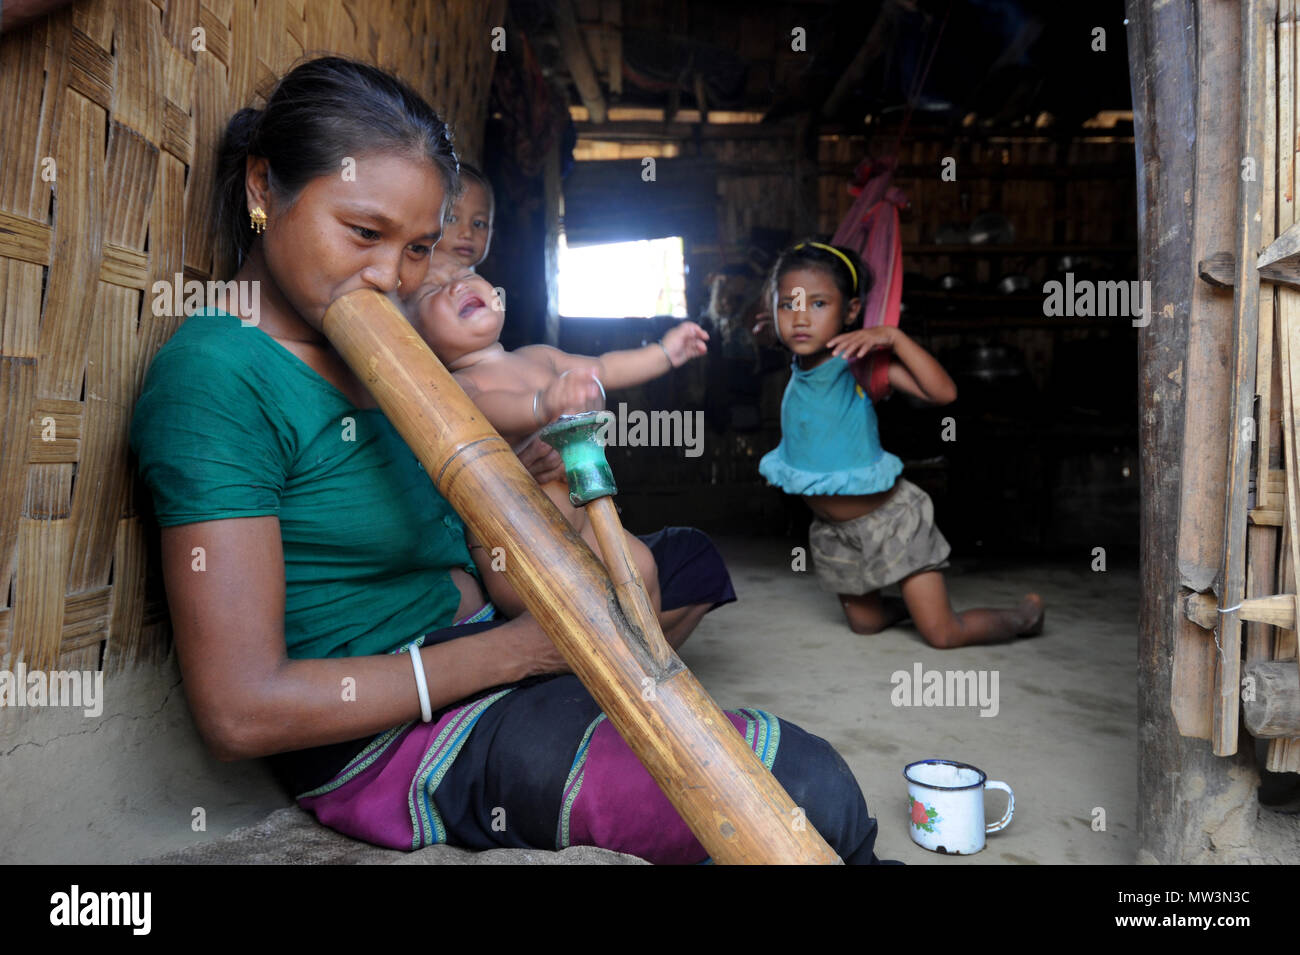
[685,536,1139,865]
[0,536,1137,865]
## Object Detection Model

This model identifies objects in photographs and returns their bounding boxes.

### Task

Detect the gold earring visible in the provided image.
[250,206,267,234]
[397,279,402,288]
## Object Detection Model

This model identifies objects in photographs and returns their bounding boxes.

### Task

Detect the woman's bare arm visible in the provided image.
[161,516,569,761]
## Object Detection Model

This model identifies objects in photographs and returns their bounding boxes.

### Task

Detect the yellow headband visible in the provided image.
[795,242,858,295]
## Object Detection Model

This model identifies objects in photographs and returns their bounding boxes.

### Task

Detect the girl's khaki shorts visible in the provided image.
[808,478,952,595]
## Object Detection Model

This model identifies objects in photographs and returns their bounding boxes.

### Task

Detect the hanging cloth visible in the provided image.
[831,1,949,403]
[831,156,908,402]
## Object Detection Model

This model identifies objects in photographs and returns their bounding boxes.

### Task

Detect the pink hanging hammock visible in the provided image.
[831,155,908,403]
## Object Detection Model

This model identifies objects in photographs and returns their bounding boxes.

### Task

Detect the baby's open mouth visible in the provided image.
[458,295,486,318]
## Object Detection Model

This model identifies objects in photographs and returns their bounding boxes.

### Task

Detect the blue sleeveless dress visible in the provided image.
[759,355,903,496]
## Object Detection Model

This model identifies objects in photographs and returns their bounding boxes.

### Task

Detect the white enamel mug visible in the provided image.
[903,759,1014,855]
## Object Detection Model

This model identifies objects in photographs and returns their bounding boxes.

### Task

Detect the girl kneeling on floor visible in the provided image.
[759,241,1045,648]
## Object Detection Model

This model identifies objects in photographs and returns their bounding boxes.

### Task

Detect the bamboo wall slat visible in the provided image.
[0,0,505,680]
[1266,0,1300,770]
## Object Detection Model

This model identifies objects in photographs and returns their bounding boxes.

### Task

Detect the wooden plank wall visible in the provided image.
[1172,0,1300,764]
[1170,0,1243,741]
[0,0,504,678]
[1262,0,1300,769]
[816,129,1137,399]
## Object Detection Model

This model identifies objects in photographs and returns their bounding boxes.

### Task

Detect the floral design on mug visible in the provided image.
[909,795,940,832]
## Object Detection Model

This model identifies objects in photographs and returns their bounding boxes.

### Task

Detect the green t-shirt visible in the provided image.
[129,310,477,659]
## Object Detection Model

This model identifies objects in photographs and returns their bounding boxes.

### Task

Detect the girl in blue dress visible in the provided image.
[759,241,1045,648]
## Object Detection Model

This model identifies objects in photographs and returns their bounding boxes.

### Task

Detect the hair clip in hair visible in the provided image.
[250,206,268,234]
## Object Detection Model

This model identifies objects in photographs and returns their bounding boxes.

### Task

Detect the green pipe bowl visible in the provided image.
[539,411,618,505]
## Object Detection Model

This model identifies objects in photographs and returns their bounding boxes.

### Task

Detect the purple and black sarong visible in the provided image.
[271,528,889,863]
[291,669,885,864]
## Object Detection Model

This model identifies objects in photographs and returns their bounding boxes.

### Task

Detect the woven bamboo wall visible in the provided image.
[0,0,505,678]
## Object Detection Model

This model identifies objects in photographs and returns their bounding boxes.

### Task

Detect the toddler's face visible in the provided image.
[774,267,858,364]
[443,179,492,267]
[405,249,504,363]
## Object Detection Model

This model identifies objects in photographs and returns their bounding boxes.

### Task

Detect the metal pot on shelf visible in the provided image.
[995,273,1033,295]
[968,213,1016,245]
[947,342,1038,420]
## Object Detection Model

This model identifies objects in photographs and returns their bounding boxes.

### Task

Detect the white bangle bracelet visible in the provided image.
[408,643,433,723]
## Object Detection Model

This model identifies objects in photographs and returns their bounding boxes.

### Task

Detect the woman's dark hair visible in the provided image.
[454,161,495,218]
[214,56,459,269]
[769,240,872,324]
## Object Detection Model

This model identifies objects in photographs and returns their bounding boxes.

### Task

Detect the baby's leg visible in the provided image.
[626,531,663,615]
[540,479,661,614]
[541,479,587,535]
[898,570,1045,649]
[577,520,662,615]
[838,592,910,635]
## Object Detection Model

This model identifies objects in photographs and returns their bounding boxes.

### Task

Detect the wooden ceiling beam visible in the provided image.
[573,119,795,140]
[822,0,902,119]
[554,0,608,123]
[694,71,709,123]
[603,0,623,96]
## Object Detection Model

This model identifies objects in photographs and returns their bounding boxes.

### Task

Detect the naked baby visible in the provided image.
[404,248,708,619]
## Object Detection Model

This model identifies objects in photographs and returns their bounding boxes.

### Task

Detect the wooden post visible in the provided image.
[1171,0,1245,741]
[321,289,841,865]
[543,139,562,348]
[1214,0,1271,756]
[1129,0,1265,863]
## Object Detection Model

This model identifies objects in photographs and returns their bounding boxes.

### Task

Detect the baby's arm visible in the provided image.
[829,326,957,405]
[521,321,709,392]
[454,358,604,444]
[455,373,544,440]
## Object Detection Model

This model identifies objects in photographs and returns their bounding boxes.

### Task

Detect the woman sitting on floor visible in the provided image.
[128,55,892,864]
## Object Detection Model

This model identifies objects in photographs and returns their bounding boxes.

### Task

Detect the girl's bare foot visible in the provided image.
[1015,593,1046,637]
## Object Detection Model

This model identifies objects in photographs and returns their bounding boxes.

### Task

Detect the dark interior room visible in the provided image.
[14,0,1297,884]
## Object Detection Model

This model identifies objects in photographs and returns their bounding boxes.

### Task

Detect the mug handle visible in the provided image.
[985,780,1014,833]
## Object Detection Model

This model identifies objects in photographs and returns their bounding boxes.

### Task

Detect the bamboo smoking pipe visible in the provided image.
[539,413,672,669]
[322,289,840,865]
